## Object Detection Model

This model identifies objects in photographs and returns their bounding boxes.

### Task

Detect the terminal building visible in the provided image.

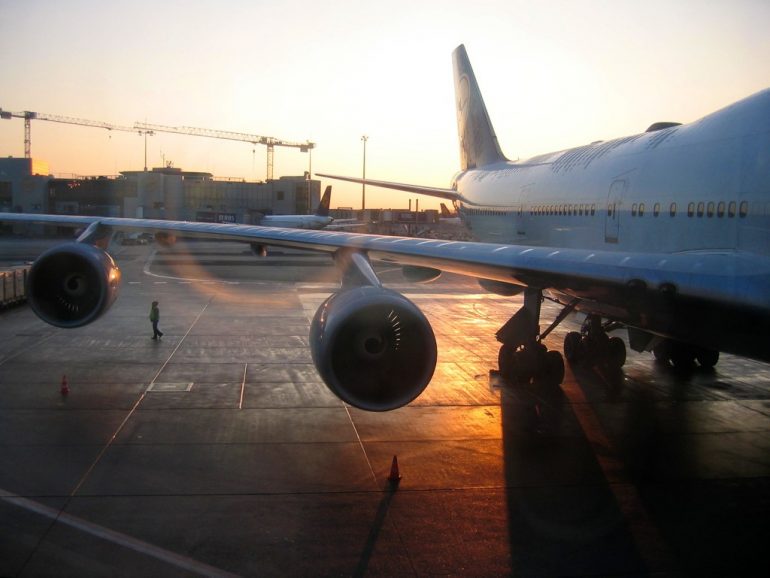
[0,157,320,227]
[0,157,468,239]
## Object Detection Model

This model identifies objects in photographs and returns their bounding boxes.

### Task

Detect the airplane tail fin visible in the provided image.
[315,186,332,217]
[453,45,507,170]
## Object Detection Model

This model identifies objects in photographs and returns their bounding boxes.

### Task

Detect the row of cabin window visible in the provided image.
[465,208,524,217]
[471,200,750,220]
[530,204,597,217]
[629,201,749,219]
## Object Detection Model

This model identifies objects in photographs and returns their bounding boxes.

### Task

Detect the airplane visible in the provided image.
[255,185,334,230]
[1,45,769,414]
[246,185,335,257]
[439,203,461,224]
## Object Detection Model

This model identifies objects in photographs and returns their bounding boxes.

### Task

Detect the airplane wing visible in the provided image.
[2,212,764,311]
[315,173,461,202]
[3,211,768,412]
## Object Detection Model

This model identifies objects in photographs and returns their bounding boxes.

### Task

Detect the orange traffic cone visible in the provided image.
[60,375,69,396]
[387,455,401,485]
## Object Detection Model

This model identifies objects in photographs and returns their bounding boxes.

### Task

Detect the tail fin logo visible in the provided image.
[453,45,506,171]
[315,186,332,217]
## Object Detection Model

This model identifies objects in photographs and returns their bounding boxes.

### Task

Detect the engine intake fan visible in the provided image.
[310,286,437,411]
[27,242,121,328]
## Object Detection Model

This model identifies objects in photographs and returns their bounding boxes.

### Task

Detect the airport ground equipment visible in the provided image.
[0,266,29,308]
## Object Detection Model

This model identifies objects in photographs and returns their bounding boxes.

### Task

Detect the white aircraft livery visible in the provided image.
[2,45,769,412]
[256,185,333,230]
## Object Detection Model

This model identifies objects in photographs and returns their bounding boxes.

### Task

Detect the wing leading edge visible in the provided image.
[2,212,766,314]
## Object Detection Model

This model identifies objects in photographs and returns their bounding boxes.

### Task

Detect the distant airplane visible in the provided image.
[256,185,334,230]
[439,203,461,224]
[247,185,334,256]
[2,45,769,413]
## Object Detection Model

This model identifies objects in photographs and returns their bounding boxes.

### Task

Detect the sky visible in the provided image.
[1,0,769,210]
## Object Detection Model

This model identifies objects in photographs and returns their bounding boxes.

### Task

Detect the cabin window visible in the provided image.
[639,203,645,217]
[591,204,596,216]
[697,202,705,217]
[717,202,726,218]
[687,202,695,217]
[631,203,637,216]
[728,201,737,217]
[653,203,660,217]
[670,202,677,217]
[739,201,749,218]
[707,202,715,217]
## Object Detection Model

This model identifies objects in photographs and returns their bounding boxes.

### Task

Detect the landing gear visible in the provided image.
[563,315,626,372]
[653,339,719,370]
[495,289,567,386]
[498,342,565,386]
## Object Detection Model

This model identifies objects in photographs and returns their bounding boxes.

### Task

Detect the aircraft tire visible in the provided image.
[564,332,583,364]
[542,350,565,385]
[696,348,720,369]
[607,337,627,369]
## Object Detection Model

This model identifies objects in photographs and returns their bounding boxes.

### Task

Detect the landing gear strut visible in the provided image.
[563,315,626,371]
[496,289,566,385]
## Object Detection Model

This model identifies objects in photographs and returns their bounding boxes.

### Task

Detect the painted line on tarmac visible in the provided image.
[70,296,214,499]
[239,363,248,410]
[0,488,238,577]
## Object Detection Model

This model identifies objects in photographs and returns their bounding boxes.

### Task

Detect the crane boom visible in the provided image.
[0,108,314,180]
[133,121,314,180]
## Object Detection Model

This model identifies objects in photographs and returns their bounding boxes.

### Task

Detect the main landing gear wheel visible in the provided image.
[495,289,568,387]
[562,316,627,372]
[564,331,583,364]
[498,343,565,386]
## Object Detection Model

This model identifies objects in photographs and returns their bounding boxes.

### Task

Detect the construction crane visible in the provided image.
[0,108,314,181]
[133,121,314,181]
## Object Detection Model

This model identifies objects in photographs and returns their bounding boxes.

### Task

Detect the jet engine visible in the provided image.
[27,243,121,328]
[310,286,437,411]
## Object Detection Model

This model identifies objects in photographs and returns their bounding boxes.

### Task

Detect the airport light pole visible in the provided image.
[361,135,368,211]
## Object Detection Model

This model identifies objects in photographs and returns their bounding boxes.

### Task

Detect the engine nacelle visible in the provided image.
[477,278,525,296]
[310,286,437,411]
[27,243,121,328]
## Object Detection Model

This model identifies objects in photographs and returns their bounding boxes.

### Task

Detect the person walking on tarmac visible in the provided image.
[150,301,164,340]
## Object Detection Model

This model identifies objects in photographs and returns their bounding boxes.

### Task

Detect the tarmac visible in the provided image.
[1,238,769,577]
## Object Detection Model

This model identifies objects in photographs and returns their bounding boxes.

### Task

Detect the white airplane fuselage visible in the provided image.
[451,88,770,360]
[455,89,769,257]
[259,215,333,230]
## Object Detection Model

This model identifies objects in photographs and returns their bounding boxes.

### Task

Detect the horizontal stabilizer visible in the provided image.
[316,173,460,202]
